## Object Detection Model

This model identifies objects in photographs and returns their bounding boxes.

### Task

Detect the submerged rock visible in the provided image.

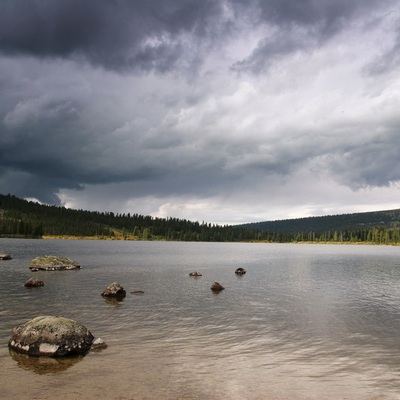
[29,255,81,271]
[235,267,247,275]
[8,316,94,357]
[0,253,12,260]
[101,282,126,299]
[131,290,145,295]
[189,271,202,277]
[211,282,225,292]
[24,278,44,288]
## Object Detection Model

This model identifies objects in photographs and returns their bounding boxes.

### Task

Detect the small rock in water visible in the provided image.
[0,253,12,260]
[189,271,202,277]
[131,290,145,295]
[211,282,225,292]
[235,267,247,275]
[101,282,126,298]
[24,278,44,288]
[90,338,108,351]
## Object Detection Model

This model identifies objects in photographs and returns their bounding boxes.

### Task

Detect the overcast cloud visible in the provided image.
[1,0,400,224]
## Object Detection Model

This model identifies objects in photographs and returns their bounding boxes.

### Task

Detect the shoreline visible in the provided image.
[19,235,399,245]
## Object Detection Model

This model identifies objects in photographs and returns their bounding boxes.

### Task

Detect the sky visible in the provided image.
[1,0,400,225]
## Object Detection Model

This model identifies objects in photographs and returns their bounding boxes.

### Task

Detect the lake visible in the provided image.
[1,238,400,399]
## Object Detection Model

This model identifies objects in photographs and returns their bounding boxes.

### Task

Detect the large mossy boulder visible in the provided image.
[8,316,94,357]
[30,255,81,271]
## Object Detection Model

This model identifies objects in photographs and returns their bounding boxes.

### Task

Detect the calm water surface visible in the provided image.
[1,239,400,399]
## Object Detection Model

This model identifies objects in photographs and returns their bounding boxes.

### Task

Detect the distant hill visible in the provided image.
[1,193,399,244]
[239,209,400,234]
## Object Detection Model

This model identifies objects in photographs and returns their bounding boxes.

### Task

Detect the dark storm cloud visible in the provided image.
[1,0,393,74]
[0,0,224,72]
[0,0,399,221]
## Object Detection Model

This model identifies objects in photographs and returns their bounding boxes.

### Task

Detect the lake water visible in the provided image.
[1,239,400,400]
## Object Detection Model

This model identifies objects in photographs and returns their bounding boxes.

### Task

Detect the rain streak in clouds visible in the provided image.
[1,0,400,224]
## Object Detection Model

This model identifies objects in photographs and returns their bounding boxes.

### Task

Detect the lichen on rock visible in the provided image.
[29,255,81,271]
[8,316,94,357]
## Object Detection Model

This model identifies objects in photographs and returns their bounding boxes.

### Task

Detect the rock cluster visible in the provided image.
[5,252,248,360]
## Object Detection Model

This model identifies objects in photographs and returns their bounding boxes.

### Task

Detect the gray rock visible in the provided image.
[101,282,126,298]
[211,282,225,292]
[24,278,44,288]
[29,255,81,271]
[0,252,12,260]
[8,316,94,357]
[235,267,247,275]
[90,338,108,351]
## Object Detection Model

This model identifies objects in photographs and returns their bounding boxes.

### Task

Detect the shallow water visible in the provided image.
[1,239,400,399]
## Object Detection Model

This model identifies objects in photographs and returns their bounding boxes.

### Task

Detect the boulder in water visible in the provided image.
[29,255,80,271]
[189,271,202,277]
[8,316,94,357]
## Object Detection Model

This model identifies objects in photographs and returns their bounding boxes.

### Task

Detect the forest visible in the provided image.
[1,193,400,244]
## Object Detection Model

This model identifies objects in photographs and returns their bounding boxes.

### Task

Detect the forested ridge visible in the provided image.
[240,209,400,244]
[0,194,253,241]
[1,193,400,244]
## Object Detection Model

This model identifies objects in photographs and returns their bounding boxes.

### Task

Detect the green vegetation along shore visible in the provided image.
[1,194,400,244]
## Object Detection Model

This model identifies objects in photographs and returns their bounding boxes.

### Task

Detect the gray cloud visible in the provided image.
[0,0,399,222]
[232,0,397,74]
[0,0,226,73]
[1,0,393,74]
[328,128,400,189]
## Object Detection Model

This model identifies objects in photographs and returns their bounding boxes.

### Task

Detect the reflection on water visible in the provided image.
[102,296,125,307]
[1,239,400,399]
[9,349,85,375]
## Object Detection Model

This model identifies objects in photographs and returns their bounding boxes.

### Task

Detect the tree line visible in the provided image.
[1,193,399,244]
[0,194,254,241]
